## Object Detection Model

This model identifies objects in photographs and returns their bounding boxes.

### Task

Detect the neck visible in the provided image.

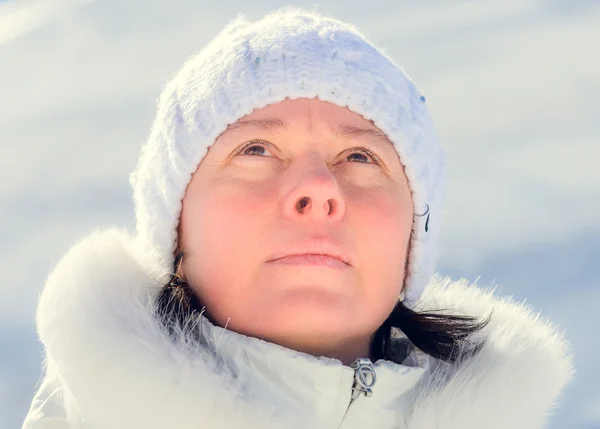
[266,333,373,366]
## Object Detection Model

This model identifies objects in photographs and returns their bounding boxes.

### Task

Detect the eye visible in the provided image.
[235,141,381,165]
[346,145,382,165]
[235,140,275,157]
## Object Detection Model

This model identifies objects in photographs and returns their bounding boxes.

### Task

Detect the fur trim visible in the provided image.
[406,277,574,428]
[31,229,574,429]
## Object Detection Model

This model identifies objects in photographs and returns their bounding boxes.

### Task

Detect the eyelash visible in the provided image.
[234,140,382,165]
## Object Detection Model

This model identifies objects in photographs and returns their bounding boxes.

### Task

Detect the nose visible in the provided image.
[282,155,346,222]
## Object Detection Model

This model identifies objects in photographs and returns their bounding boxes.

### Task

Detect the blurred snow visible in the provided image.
[1,0,598,428]
[0,0,94,46]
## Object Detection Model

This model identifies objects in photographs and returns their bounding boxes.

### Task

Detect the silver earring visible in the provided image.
[412,203,431,238]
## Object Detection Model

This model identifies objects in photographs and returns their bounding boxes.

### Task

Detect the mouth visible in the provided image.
[268,253,349,268]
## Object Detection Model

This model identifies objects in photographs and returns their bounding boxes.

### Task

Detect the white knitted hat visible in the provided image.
[130,7,446,308]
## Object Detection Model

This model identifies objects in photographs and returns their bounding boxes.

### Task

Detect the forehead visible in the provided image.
[237,97,374,128]
[222,98,395,152]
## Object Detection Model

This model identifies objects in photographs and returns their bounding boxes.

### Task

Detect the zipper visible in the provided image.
[350,357,376,401]
[337,358,376,429]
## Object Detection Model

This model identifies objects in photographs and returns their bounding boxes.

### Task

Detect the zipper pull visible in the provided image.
[350,358,376,398]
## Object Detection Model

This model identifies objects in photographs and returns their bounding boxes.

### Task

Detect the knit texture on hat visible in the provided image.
[129,7,447,308]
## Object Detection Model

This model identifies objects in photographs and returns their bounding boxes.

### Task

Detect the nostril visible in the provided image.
[327,199,334,215]
[297,197,309,212]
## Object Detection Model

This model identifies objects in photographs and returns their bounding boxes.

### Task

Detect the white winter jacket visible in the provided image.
[22,229,574,429]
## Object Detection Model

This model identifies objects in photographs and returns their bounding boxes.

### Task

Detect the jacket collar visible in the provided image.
[195,312,430,428]
[33,229,574,429]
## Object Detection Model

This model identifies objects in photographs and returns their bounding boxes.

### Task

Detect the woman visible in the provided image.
[23,8,574,429]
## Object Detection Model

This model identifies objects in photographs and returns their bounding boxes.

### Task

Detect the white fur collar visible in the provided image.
[31,229,574,429]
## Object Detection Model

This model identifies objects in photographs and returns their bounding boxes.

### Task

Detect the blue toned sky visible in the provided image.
[1,0,599,428]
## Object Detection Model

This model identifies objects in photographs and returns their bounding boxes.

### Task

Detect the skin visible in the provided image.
[177,97,414,365]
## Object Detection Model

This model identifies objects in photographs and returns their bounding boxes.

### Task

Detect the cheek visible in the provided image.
[183,177,273,249]
[350,189,412,296]
[179,179,276,322]
[353,189,412,254]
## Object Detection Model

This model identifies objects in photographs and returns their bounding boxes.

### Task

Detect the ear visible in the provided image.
[403,229,413,282]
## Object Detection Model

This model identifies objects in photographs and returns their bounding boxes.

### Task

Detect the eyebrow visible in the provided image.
[226,117,394,150]
[226,117,288,133]
[332,124,393,149]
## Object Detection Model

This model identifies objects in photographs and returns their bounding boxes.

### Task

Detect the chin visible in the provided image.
[254,300,366,342]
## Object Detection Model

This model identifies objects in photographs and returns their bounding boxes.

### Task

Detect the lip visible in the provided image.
[267,238,351,266]
[268,254,349,269]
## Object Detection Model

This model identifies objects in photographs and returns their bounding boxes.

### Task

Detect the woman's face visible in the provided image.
[178,98,413,357]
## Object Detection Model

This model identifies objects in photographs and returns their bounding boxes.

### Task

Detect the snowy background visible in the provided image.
[1,0,599,427]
